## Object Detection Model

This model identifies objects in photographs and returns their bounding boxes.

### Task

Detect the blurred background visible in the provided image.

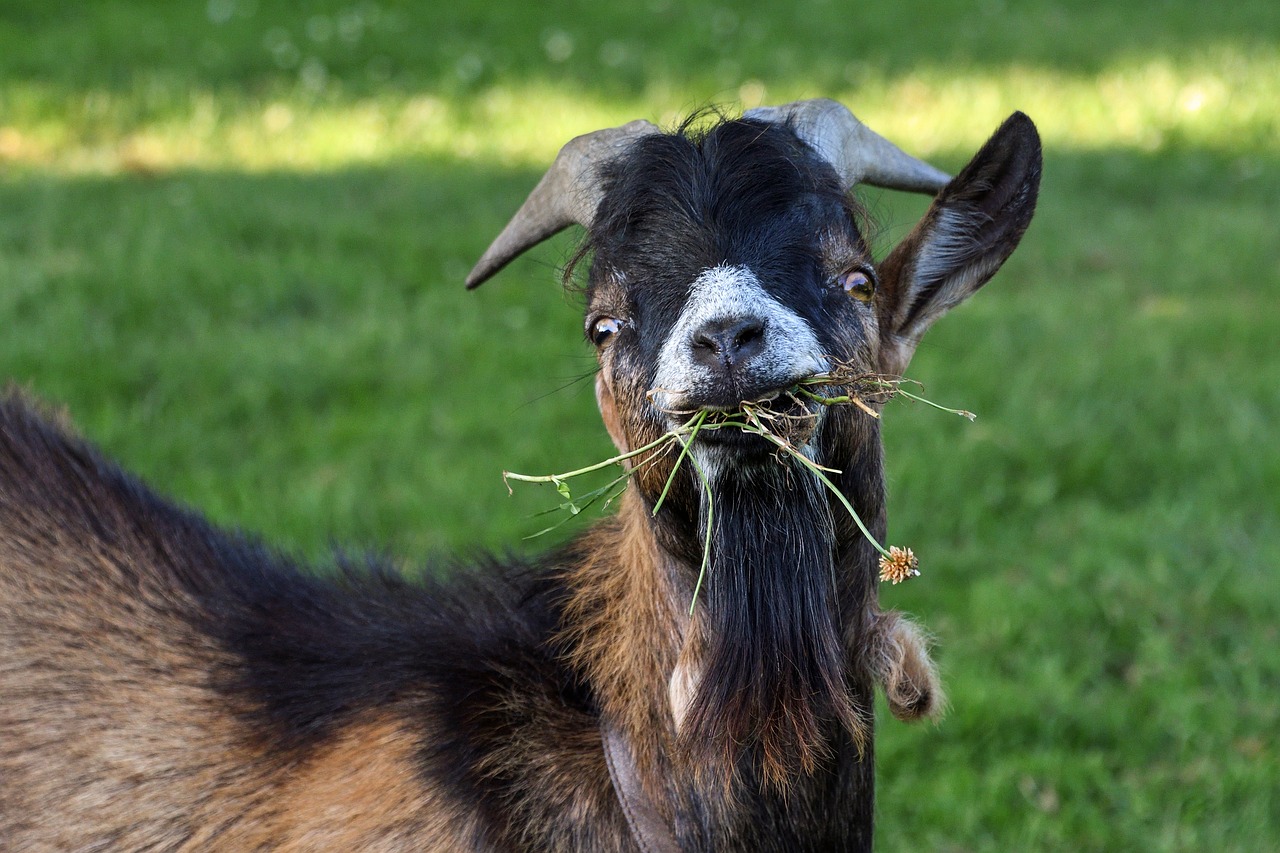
[1,1,1276,849]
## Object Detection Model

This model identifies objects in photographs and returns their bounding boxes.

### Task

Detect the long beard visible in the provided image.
[679,456,860,791]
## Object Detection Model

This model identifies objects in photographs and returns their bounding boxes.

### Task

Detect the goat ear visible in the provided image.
[876,112,1041,377]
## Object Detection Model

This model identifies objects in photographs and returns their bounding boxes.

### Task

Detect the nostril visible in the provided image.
[689,317,767,368]
[692,329,722,355]
[733,320,764,350]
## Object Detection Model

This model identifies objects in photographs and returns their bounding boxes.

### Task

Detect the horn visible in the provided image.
[744,99,950,194]
[465,119,660,289]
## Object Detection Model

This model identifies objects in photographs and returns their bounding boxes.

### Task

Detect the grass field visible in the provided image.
[2,1,1277,849]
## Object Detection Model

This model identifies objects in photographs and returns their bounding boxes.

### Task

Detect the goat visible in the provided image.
[0,99,1040,850]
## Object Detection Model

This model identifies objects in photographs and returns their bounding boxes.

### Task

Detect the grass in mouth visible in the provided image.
[504,363,972,612]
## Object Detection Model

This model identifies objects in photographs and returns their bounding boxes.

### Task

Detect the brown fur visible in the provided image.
[865,611,945,722]
[559,489,686,820]
[0,391,624,850]
[559,483,875,835]
[223,715,456,851]
[1,109,1040,850]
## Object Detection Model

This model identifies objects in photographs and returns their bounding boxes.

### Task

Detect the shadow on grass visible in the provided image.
[0,156,609,560]
[0,142,1275,559]
[0,141,1277,849]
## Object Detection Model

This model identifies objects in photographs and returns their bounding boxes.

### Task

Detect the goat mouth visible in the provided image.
[681,389,825,453]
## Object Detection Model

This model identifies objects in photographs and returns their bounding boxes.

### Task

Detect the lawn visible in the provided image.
[1,1,1277,849]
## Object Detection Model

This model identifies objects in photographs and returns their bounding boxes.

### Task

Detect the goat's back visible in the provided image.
[0,395,279,845]
[0,394,619,850]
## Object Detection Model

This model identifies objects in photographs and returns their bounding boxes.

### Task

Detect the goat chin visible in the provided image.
[678,453,864,792]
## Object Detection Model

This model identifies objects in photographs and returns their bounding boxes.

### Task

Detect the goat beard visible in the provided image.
[678,458,860,794]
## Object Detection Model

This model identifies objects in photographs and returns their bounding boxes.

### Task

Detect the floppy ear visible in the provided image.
[876,112,1042,377]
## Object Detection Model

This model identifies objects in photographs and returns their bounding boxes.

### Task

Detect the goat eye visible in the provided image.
[590,316,623,347]
[840,270,876,302]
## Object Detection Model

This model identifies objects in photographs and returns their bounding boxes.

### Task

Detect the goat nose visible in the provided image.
[690,316,767,370]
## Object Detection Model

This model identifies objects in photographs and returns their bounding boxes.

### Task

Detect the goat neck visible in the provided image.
[560,403,885,812]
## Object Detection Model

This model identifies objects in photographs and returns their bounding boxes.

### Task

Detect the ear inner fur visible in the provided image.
[876,111,1042,377]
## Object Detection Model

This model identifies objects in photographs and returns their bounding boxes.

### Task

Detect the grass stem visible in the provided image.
[504,369,966,603]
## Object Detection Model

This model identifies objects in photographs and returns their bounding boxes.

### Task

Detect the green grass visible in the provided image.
[1,1,1278,849]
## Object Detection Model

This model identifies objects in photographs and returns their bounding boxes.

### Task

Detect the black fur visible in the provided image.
[579,117,886,793]
[2,106,1042,850]
[0,394,605,849]
[583,115,868,342]
[683,462,854,779]
[0,383,873,851]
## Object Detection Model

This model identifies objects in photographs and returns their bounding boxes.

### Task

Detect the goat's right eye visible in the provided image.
[840,269,876,302]
[590,316,623,347]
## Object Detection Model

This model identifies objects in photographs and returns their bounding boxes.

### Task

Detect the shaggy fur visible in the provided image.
[0,108,1040,850]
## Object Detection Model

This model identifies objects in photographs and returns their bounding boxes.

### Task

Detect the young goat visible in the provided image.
[0,99,1040,850]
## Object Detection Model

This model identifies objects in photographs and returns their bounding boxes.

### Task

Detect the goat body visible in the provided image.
[0,102,1040,850]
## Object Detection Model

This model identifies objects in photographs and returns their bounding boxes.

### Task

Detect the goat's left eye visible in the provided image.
[840,270,876,302]
[590,316,623,347]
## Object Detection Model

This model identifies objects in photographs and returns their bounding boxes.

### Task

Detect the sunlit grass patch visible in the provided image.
[1,43,1274,175]
[0,83,642,173]
[843,43,1279,156]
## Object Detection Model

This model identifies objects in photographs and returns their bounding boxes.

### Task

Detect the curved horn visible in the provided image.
[466,119,660,289]
[745,99,950,195]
